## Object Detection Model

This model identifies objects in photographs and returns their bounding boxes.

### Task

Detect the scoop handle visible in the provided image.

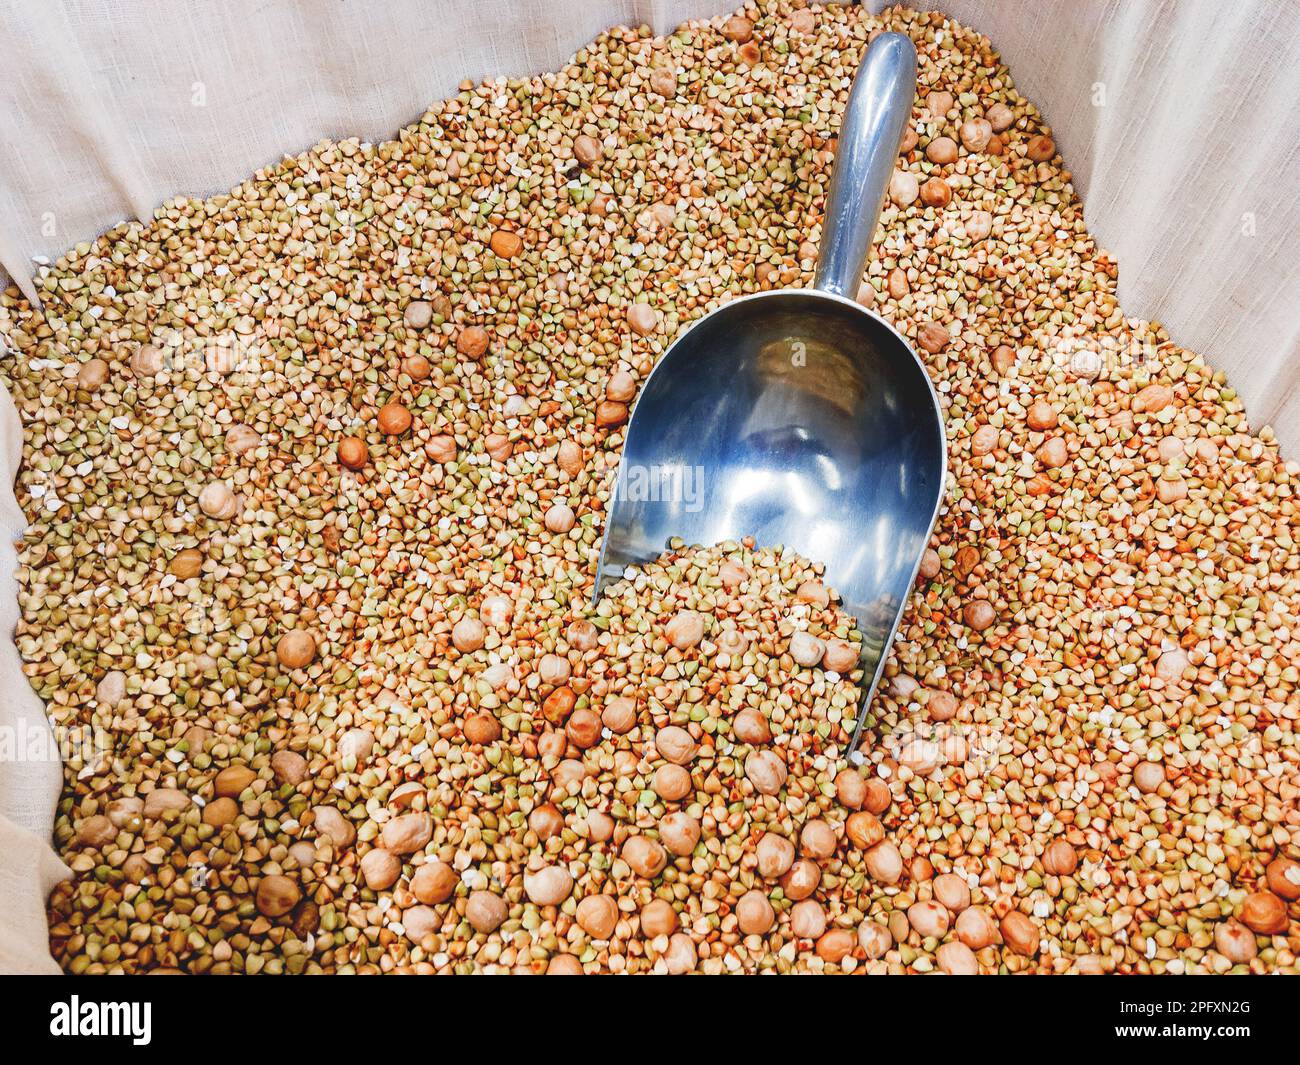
[813,32,917,298]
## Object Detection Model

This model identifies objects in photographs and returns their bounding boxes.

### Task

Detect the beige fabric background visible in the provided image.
[0,0,1296,972]
[0,386,69,973]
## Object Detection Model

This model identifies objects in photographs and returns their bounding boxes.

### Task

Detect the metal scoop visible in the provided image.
[595,32,946,742]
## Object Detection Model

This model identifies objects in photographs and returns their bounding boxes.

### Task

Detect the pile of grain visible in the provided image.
[0,1,1294,974]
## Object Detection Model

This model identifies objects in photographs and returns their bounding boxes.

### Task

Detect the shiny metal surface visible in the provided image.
[595,33,945,744]
[814,31,917,298]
